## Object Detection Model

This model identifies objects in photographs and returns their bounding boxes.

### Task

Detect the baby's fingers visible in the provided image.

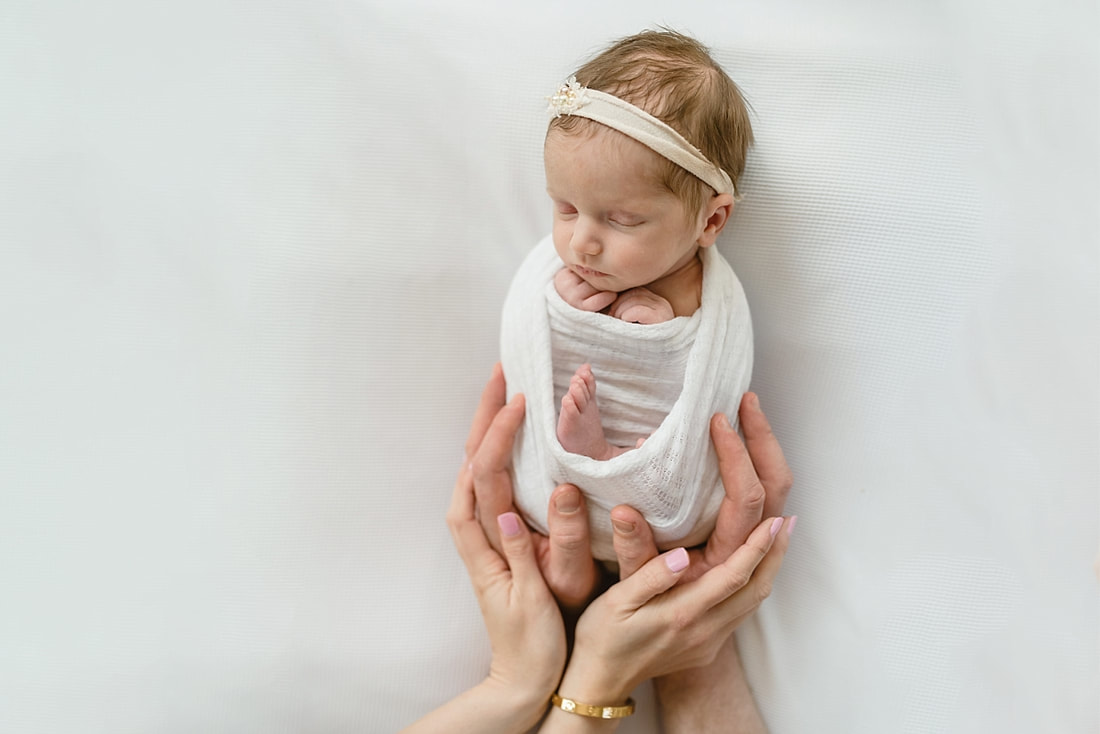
[580,289,617,312]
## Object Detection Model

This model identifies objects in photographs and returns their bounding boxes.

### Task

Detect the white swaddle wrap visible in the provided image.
[501,235,753,559]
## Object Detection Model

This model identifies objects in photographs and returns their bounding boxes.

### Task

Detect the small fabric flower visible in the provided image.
[547,76,589,117]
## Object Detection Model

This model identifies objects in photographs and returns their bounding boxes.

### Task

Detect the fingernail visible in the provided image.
[752,393,761,409]
[665,547,689,573]
[612,517,635,535]
[770,517,783,537]
[497,512,521,537]
[787,515,798,538]
[555,489,580,515]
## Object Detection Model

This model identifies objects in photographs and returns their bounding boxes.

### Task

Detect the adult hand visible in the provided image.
[446,459,567,709]
[611,391,794,582]
[404,430,571,734]
[546,515,793,720]
[465,364,600,612]
[604,391,794,734]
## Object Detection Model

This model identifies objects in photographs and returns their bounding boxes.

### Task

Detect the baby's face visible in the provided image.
[544,127,704,294]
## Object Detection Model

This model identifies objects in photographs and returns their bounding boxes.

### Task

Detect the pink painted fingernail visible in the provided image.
[497,512,521,537]
[665,547,689,573]
[770,517,783,537]
[787,516,798,538]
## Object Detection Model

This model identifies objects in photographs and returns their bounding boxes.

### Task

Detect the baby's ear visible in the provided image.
[697,193,735,248]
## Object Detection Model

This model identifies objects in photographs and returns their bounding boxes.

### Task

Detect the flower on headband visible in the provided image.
[547,76,589,117]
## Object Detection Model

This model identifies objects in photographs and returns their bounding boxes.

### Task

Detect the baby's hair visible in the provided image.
[549,29,753,214]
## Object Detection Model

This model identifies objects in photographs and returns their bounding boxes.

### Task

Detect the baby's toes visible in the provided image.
[568,376,591,410]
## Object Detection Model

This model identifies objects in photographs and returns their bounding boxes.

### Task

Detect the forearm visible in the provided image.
[402,677,549,734]
[654,633,768,734]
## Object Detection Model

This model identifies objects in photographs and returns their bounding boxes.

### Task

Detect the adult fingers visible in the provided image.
[496,512,550,599]
[739,392,794,518]
[471,392,526,551]
[704,412,767,566]
[464,363,507,461]
[544,484,599,611]
[688,515,783,613]
[611,504,658,580]
[712,516,795,630]
[609,546,691,610]
[446,464,508,592]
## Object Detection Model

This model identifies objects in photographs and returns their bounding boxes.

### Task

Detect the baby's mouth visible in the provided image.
[573,264,610,279]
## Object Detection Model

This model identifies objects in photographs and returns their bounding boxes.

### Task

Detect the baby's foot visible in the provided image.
[557,364,631,461]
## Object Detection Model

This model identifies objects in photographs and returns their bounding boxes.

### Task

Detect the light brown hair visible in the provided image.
[548,29,753,215]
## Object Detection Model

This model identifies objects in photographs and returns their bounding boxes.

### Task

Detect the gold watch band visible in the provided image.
[550,692,636,719]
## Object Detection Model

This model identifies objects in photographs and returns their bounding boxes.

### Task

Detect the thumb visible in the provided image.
[614,546,690,609]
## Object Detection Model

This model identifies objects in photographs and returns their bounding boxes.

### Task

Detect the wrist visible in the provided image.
[555,664,635,711]
[476,676,552,732]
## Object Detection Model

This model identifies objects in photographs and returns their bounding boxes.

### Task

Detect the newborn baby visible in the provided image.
[501,31,754,559]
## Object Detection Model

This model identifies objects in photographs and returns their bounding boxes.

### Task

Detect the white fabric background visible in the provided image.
[1,1,1096,733]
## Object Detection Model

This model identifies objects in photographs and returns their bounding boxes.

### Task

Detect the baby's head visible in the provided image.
[545,30,753,294]
[548,30,752,215]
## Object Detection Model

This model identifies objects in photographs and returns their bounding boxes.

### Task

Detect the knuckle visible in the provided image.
[469,452,491,482]
[505,532,532,557]
[744,481,766,511]
[725,569,752,596]
[553,531,587,555]
[640,562,667,595]
[669,609,694,633]
[754,579,774,605]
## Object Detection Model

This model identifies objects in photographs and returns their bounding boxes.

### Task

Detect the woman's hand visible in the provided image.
[403,388,569,733]
[603,391,795,733]
[548,514,792,716]
[466,364,601,612]
[446,459,567,708]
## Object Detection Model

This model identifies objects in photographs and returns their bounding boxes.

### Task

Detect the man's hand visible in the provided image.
[611,391,794,582]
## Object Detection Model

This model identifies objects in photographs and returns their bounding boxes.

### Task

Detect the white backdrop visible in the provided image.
[2,1,1097,732]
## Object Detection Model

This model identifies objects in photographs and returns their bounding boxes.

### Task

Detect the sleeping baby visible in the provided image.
[500,30,754,560]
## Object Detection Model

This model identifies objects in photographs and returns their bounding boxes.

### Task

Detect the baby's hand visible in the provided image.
[553,268,618,313]
[608,287,675,324]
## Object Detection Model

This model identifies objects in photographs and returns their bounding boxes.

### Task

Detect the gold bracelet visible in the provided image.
[550,692,635,719]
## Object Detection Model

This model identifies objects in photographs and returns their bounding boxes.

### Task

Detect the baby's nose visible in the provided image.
[570,221,601,256]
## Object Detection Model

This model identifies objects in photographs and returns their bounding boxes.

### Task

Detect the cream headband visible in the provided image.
[547,76,736,198]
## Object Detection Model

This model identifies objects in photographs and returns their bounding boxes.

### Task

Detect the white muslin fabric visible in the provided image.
[500,236,753,559]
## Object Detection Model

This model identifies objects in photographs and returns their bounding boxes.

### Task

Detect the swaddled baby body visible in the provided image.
[500,30,755,560]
